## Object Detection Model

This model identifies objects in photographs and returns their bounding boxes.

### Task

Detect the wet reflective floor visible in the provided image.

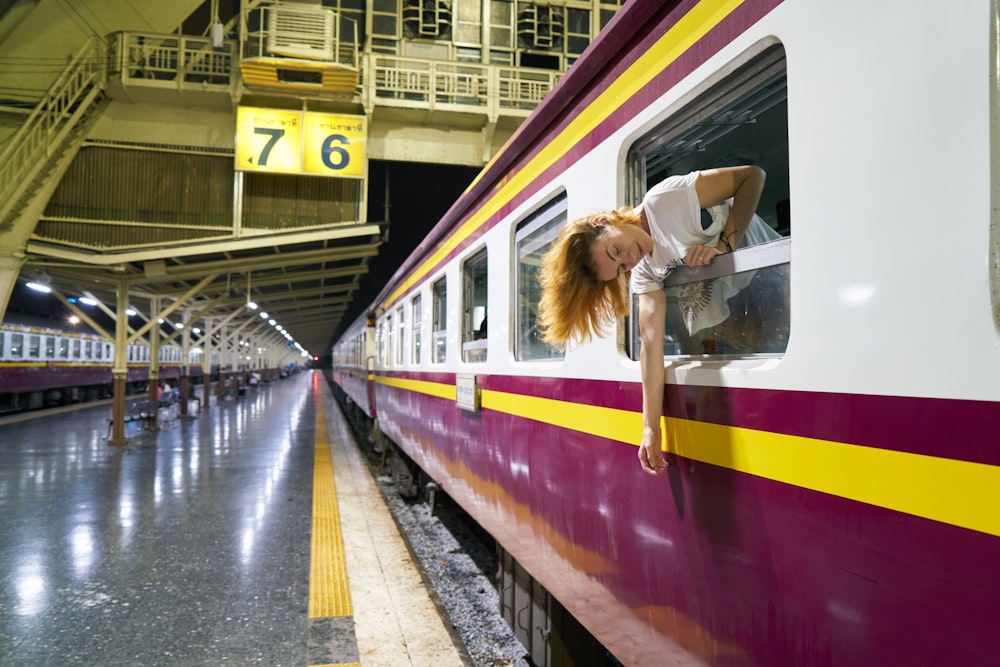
[0,371,467,666]
[0,374,316,665]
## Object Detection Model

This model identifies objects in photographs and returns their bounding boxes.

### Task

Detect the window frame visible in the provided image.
[624,42,791,361]
[411,292,423,365]
[513,192,568,362]
[431,275,448,364]
[461,248,489,363]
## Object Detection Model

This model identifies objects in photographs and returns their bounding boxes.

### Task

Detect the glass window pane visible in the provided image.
[515,194,567,361]
[387,313,395,367]
[631,255,789,357]
[412,293,422,364]
[432,277,447,363]
[462,250,488,363]
[28,335,40,359]
[396,306,405,366]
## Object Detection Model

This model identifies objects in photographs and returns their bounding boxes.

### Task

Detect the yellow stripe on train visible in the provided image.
[376,376,1000,538]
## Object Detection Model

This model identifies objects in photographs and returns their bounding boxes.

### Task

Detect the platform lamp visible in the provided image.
[24,272,52,293]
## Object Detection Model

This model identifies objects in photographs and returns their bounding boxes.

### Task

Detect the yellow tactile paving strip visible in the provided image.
[309,396,353,619]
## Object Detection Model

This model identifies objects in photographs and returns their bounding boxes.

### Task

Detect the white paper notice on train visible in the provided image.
[456,374,480,412]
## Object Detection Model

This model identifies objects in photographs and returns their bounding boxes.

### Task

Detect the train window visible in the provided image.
[0,332,4,358]
[462,249,488,363]
[10,333,22,359]
[395,306,405,366]
[625,44,790,360]
[72,338,82,360]
[514,193,567,361]
[411,293,422,364]
[432,276,447,363]
[85,340,94,360]
[376,319,385,366]
[28,335,40,359]
[58,338,69,359]
[45,336,55,359]
[386,312,395,368]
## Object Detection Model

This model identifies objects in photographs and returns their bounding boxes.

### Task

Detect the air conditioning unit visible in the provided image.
[266,6,335,61]
[517,4,564,50]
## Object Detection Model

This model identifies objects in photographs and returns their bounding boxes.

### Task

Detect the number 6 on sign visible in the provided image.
[303,112,366,178]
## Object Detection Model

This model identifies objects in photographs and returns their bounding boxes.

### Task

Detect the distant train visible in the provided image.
[331,1,1000,665]
[0,319,218,413]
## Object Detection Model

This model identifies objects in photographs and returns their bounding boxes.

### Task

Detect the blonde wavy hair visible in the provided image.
[537,206,640,348]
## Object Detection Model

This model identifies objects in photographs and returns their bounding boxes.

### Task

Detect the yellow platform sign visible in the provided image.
[303,112,366,178]
[236,107,366,179]
[235,107,302,174]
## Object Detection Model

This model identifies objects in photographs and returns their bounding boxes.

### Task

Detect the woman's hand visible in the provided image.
[638,427,668,475]
[683,244,721,267]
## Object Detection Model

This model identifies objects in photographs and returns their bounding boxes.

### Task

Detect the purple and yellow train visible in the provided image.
[332,0,1000,664]
[0,319,215,413]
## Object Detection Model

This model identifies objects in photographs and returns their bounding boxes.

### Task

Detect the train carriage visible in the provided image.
[332,1,1000,664]
[0,320,217,412]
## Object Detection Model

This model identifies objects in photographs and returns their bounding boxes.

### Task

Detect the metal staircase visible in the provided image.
[0,37,108,232]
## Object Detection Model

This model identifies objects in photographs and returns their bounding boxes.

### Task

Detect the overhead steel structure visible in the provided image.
[0,0,619,441]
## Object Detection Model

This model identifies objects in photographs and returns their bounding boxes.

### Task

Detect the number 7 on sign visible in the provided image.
[235,106,301,173]
[253,127,284,166]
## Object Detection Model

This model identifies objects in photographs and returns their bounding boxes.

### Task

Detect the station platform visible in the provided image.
[0,371,469,666]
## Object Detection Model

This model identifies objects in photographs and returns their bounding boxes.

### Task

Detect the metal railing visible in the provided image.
[0,37,105,225]
[366,55,561,114]
[107,32,236,90]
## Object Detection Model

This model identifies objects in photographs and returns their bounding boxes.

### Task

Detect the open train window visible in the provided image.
[432,276,447,363]
[462,249,488,363]
[625,44,790,360]
[514,193,567,361]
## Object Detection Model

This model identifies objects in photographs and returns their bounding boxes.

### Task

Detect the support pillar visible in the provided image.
[202,317,213,410]
[180,310,191,417]
[108,374,127,446]
[146,297,161,431]
[180,374,190,416]
[108,281,130,446]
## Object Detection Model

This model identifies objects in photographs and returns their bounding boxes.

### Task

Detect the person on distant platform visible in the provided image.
[537,166,778,476]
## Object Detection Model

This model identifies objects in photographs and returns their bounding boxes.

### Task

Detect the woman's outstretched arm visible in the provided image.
[637,289,668,475]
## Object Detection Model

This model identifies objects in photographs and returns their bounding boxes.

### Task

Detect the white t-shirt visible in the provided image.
[629,171,780,334]
[629,171,729,295]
